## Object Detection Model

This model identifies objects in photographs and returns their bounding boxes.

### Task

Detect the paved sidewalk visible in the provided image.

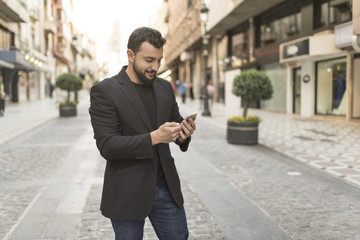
[0,90,89,145]
[178,99,360,188]
[0,99,58,145]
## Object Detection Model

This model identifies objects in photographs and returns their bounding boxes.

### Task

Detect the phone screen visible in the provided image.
[185,114,197,121]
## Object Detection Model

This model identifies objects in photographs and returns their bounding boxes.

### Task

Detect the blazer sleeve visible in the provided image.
[89,82,154,161]
[167,82,191,152]
[175,137,191,152]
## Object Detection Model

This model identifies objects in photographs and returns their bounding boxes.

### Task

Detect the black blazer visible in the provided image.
[89,66,190,221]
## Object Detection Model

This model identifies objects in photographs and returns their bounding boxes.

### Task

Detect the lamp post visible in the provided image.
[200,3,211,116]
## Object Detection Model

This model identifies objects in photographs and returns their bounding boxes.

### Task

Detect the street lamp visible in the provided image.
[200,3,211,116]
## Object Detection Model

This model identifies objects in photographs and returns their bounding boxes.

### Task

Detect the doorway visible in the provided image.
[293,67,301,114]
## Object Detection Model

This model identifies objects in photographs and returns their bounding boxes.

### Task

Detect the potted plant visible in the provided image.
[227,69,273,145]
[55,72,83,117]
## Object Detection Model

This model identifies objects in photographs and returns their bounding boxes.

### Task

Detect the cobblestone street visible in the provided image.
[174,111,360,239]
[1,96,360,239]
[1,0,360,239]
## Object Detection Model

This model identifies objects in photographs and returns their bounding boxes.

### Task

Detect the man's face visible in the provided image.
[132,42,163,85]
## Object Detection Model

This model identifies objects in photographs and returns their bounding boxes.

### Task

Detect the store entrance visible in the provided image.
[293,67,301,114]
[316,58,346,115]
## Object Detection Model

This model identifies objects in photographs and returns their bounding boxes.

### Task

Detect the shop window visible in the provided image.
[56,9,62,21]
[232,32,248,62]
[0,25,14,49]
[316,58,347,115]
[261,24,277,45]
[45,36,49,55]
[187,0,192,8]
[227,21,249,67]
[314,0,352,30]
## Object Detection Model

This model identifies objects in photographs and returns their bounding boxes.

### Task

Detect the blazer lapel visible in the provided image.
[116,68,153,131]
[153,79,167,128]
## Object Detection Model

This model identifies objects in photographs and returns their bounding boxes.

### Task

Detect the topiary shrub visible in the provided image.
[56,72,83,104]
[232,69,273,120]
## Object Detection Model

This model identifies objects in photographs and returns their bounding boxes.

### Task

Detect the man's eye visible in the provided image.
[145,59,153,63]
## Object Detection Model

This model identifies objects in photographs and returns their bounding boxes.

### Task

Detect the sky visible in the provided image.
[72,0,163,71]
[73,0,163,44]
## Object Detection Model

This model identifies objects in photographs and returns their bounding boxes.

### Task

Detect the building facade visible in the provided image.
[279,0,359,122]
[159,0,204,99]
[0,0,99,104]
[159,0,359,122]
[0,0,56,102]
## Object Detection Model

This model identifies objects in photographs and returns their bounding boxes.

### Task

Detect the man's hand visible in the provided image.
[151,122,181,146]
[178,118,196,143]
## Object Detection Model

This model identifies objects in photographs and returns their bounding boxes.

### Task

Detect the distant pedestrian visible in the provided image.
[207,80,215,107]
[0,91,5,116]
[178,82,187,103]
[49,83,55,98]
[89,27,196,240]
[189,82,194,100]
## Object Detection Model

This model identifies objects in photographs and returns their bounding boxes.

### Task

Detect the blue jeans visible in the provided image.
[111,185,188,240]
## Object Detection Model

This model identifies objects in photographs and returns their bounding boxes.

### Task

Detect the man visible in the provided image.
[89,27,196,240]
[0,91,5,116]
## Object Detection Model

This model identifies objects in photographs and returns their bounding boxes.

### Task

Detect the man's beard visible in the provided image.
[133,60,156,86]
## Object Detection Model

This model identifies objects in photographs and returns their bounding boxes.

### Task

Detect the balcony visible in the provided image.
[44,19,57,34]
[165,7,202,65]
[57,23,64,37]
[0,0,26,22]
[18,0,27,9]
[56,41,66,52]
[19,39,30,51]
[29,8,40,21]
[55,0,63,9]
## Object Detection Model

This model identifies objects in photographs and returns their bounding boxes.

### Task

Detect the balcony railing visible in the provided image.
[165,8,202,64]
[29,8,40,21]
[18,0,27,9]
[44,19,57,34]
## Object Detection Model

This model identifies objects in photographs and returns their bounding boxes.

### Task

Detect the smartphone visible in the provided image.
[185,113,197,122]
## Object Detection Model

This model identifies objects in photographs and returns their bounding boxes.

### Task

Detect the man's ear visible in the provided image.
[127,49,134,62]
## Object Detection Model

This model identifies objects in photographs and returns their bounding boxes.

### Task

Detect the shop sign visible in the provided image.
[254,46,279,65]
[280,37,309,63]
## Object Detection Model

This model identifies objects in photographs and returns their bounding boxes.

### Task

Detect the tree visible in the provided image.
[55,72,83,104]
[232,69,273,118]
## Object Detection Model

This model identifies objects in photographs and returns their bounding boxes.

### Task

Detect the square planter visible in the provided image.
[59,104,77,117]
[226,121,258,145]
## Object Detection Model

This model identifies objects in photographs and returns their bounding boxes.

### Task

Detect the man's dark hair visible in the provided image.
[127,27,166,54]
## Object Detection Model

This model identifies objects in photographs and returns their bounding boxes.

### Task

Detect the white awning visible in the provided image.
[0,60,15,69]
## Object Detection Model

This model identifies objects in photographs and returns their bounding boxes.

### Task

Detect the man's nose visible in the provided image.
[151,61,161,72]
